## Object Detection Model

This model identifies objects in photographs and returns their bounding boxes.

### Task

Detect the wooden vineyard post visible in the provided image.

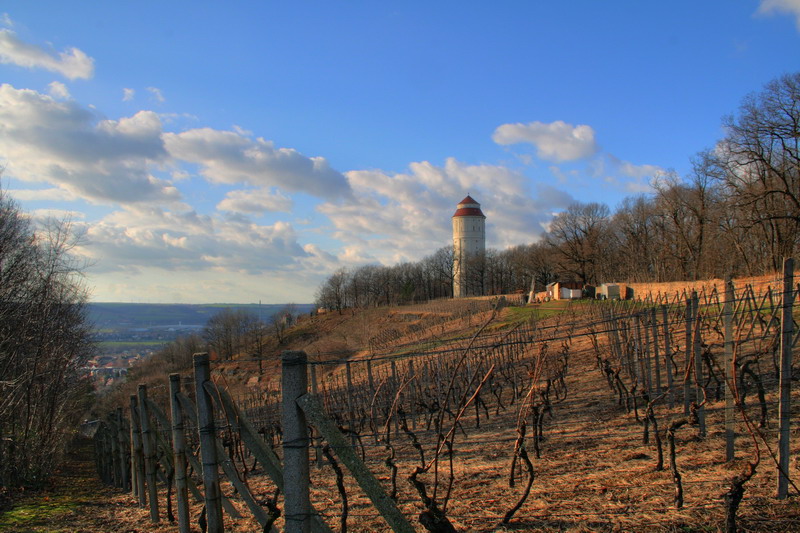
[640,314,653,397]
[610,308,623,369]
[692,292,706,437]
[310,363,323,467]
[650,307,662,396]
[169,374,190,533]
[129,395,146,506]
[391,360,399,435]
[282,350,312,533]
[96,424,110,484]
[201,382,273,528]
[661,305,674,408]
[116,408,130,491]
[103,426,114,484]
[137,385,160,522]
[409,359,417,430]
[777,257,794,499]
[109,414,121,488]
[345,360,355,429]
[684,296,693,416]
[724,278,735,462]
[194,353,224,533]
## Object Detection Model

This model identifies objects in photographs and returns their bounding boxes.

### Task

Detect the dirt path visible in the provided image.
[0,438,156,533]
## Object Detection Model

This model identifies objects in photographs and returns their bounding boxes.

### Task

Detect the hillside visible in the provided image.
[26,272,799,532]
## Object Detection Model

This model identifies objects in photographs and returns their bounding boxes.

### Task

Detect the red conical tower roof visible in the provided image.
[452,194,485,218]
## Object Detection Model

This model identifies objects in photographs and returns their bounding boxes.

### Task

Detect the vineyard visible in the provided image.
[91,266,800,532]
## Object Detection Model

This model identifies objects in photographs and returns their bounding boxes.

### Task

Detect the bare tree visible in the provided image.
[547,202,612,284]
[315,267,348,313]
[269,303,297,344]
[0,188,93,488]
[715,72,800,271]
[203,308,259,360]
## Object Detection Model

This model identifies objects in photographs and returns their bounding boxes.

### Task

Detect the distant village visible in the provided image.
[86,323,204,388]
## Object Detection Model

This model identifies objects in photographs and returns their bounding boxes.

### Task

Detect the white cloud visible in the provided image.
[492,120,599,162]
[47,80,70,99]
[2,13,14,28]
[0,29,94,79]
[217,188,293,214]
[122,88,135,101]
[31,208,86,221]
[758,0,800,29]
[171,169,190,180]
[617,160,664,180]
[7,187,80,202]
[164,127,351,199]
[146,86,165,103]
[317,157,573,267]
[0,84,178,204]
[78,205,309,275]
[603,154,665,193]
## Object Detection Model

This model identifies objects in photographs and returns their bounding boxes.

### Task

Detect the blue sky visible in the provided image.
[1,2,799,303]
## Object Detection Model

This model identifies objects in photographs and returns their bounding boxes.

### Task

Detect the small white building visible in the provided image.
[546,281,583,300]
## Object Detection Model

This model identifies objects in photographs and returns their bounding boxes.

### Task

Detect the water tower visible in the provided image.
[452,195,486,297]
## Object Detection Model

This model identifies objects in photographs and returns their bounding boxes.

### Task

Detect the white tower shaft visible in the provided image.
[452,195,486,298]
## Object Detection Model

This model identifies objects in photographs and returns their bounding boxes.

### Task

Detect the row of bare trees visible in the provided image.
[0,189,94,488]
[548,73,799,284]
[317,73,799,306]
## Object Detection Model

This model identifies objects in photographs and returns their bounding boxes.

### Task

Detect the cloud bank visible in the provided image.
[164,128,351,199]
[493,120,599,162]
[0,84,177,204]
[758,0,800,29]
[0,29,94,79]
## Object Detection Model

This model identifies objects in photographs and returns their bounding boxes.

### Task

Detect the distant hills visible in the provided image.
[87,302,316,330]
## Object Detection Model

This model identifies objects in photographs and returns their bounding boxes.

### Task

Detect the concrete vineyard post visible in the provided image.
[282,350,311,533]
[193,353,224,532]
